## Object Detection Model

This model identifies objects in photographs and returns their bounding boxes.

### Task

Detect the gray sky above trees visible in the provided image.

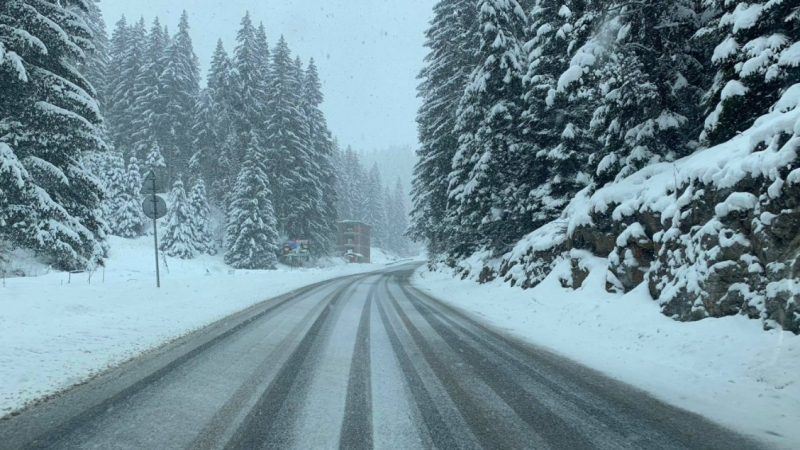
[101,0,433,151]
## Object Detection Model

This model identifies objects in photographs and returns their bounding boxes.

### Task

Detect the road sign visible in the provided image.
[283,239,310,256]
[141,171,166,195]
[142,195,167,220]
[141,170,166,288]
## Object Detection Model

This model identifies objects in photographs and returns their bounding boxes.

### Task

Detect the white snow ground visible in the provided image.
[0,236,393,416]
[370,247,418,265]
[412,261,800,450]
[369,247,400,265]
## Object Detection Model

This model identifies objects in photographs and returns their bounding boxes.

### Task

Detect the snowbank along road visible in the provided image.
[0,263,769,449]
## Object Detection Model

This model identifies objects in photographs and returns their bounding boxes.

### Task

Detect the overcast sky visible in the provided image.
[100,0,433,152]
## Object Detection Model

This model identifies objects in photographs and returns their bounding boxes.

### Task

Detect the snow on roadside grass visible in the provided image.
[0,236,386,416]
[412,261,800,450]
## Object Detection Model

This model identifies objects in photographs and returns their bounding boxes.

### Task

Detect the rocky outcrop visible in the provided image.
[642,170,799,333]
[607,221,656,293]
[488,170,800,334]
[498,222,568,289]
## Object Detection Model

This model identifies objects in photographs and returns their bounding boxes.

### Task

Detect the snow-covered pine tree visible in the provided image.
[191,89,223,187]
[107,17,148,161]
[447,0,530,257]
[332,146,382,230]
[332,144,353,221]
[81,147,114,205]
[301,58,339,256]
[226,11,269,202]
[0,144,35,241]
[578,0,706,186]
[0,0,109,270]
[200,40,237,205]
[130,18,169,163]
[144,140,167,175]
[699,0,800,146]
[159,177,196,259]
[208,39,235,105]
[187,165,215,255]
[384,179,410,255]
[224,132,280,270]
[70,0,110,114]
[290,55,325,243]
[255,22,271,87]
[544,1,607,199]
[382,186,396,252]
[265,36,315,237]
[214,131,238,210]
[231,12,265,142]
[163,23,172,49]
[364,164,389,248]
[104,15,128,130]
[520,0,600,221]
[113,157,146,238]
[159,10,200,183]
[99,150,126,225]
[410,0,480,257]
[345,147,368,222]
[252,22,271,142]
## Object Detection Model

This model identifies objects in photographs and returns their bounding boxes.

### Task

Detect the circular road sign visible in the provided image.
[142,195,167,220]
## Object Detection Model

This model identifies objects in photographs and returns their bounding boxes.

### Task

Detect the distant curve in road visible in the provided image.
[0,263,768,450]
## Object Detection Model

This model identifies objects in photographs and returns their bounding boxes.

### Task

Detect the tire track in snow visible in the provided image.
[369,276,432,450]
[385,280,539,450]
[280,275,372,449]
[373,282,462,450]
[396,281,665,448]
[338,280,376,449]
[187,280,352,450]
[222,279,358,450]
[392,282,594,449]
[396,273,767,450]
[15,281,336,450]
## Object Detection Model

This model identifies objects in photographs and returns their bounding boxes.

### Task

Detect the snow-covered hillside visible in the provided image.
[451,85,800,334]
[0,236,390,417]
[369,247,408,264]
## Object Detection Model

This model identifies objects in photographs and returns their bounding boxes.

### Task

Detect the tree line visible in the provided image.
[99,9,343,269]
[2,1,409,270]
[410,0,799,261]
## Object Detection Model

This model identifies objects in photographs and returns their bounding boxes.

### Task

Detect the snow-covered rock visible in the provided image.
[455,85,800,334]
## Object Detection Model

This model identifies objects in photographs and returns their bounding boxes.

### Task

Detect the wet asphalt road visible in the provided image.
[0,263,769,449]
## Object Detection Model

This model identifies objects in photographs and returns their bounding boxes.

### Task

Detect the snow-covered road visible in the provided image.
[0,263,765,450]
[412,261,800,450]
[0,236,401,416]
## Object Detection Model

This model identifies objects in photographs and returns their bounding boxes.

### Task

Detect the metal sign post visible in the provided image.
[141,170,167,288]
[152,184,160,288]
